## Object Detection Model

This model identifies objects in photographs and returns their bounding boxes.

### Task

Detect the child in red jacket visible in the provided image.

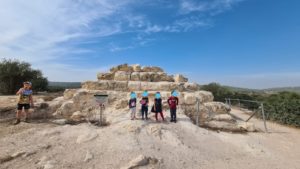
[168,90,179,123]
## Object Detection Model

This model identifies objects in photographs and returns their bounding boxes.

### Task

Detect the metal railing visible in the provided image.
[225,98,268,132]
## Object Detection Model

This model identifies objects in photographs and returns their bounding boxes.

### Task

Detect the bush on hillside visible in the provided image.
[264,92,300,127]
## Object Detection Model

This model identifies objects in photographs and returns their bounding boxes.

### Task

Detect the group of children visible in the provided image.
[128,90,179,123]
[13,82,180,125]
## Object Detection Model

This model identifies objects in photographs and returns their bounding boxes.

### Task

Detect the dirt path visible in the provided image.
[0,109,300,169]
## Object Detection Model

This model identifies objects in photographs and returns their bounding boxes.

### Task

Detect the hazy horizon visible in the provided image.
[1,0,299,89]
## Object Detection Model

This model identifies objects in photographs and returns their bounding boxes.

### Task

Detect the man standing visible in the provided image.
[14,81,34,125]
[168,90,179,123]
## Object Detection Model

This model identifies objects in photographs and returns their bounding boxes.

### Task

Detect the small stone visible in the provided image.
[121,155,149,169]
[11,151,26,158]
[84,151,93,162]
[52,119,68,125]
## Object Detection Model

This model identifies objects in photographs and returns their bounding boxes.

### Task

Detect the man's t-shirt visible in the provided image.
[18,89,33,104]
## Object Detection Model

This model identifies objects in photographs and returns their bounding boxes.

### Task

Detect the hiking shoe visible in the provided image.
[170,119,174,122]
[13,119,21,125]
[24,118,29,123]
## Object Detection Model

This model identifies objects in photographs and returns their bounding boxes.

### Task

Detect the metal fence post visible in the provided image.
[261,103,268,133]
[99,106,102,126]
[196,98,200,126]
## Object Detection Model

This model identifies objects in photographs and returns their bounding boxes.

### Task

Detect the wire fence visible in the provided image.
[225,98,268,132]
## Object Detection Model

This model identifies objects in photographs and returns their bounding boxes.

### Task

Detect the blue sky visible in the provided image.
[0,0,300,89]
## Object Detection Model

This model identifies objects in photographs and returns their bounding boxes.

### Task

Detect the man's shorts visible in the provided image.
[17,104,30,110]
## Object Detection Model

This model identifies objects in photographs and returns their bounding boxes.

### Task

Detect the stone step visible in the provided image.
[82,80,200,92]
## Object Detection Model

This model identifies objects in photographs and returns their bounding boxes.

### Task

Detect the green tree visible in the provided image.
[201,83,234,101]
[0,59,48,94]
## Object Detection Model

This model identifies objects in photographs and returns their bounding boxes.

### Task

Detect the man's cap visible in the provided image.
[23,81,32,86]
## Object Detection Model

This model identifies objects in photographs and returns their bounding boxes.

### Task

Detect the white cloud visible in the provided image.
[179,0,244,15]
[0,0,245,82]
[0,0,133,62]
[0,0,135,81]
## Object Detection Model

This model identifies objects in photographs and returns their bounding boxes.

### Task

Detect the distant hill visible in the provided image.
[224,85,300,94]
[48,82,81,88]
[263,87,300,94]
[223,86,261,93]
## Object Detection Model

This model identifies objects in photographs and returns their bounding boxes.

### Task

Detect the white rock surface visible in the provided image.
[76,131,98,144]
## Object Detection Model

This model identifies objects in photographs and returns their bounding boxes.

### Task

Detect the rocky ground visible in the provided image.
[1,106,300,169]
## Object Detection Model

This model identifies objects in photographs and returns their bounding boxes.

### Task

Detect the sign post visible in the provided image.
[93,94,108,126]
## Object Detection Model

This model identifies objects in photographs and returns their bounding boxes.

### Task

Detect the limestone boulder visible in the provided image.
[183,105,210,123]
[81,81,109,90]
[140,82,152,91]
[70,111,85,122]
[149,72,173,82]
[149,72,161,82]
[128,81,141,91]
[130,72,140,81]
[204,102,231,114]
[64,89,77,100]
[237,122,256,132]
[114,71,131,81]
[174,74,188,83]
[72,90,104,108]
[47,97,65,114]
[169,82,185,92]
[141,82,170,91]
[184,93,197,105]
[108,81,128,91]
[97,72,114,80]
[184,83,199,91]
[140,72,151,81]
[194,91,214,103]
[110,64,133,73]
[142,66,164,72]
[204,121,243,132]
[132,64,141,72]
[212,114,234,122]
[159,73,174,82]
[54,100,76,117]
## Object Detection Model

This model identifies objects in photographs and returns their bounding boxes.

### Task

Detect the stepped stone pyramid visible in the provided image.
[82,63,198,92]
[51,64,256,132]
